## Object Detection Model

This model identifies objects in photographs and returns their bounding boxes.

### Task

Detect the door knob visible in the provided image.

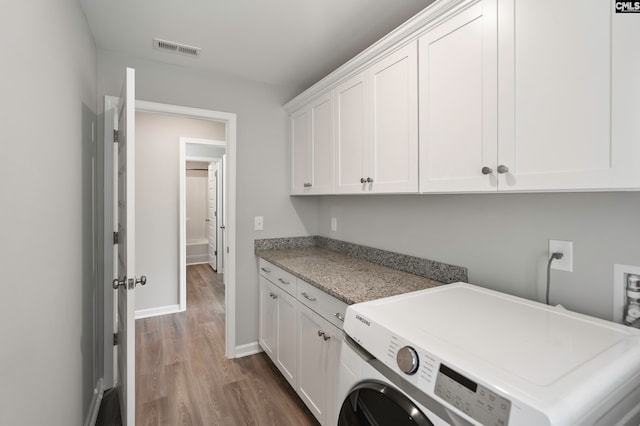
[135,276,147,286]
[112,277,126,290]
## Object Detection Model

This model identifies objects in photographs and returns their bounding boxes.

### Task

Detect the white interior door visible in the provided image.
[115,67,136,426]
[207,162,217,271]
[220,155,226,275]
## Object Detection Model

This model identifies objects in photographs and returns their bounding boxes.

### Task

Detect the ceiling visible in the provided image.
[81,0,434,94]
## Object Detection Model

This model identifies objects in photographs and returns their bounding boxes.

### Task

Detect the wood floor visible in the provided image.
[136,264,319,425]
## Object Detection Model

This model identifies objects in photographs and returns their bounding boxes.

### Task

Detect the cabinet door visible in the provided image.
[276,289,297,388]
[324,323,342,426]
[498,0,640,190]
[370,41,419,193]
[419,0,498,192]
[258,277,277,360]
[335,73,368,193]
[309,93,334,194]
[297,304,329,424]
[291,107,311,194]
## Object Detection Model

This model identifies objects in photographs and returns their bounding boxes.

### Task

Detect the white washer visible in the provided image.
[337,283,640,426]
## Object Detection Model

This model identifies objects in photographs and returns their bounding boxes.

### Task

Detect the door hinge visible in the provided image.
[113,232,118,245]
[113,333,118,346]
[113,129,119,143]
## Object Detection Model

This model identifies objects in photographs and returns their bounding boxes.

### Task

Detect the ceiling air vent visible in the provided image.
[153,38,201,58]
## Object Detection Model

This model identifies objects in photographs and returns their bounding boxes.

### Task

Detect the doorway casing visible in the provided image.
[102,98,238,389]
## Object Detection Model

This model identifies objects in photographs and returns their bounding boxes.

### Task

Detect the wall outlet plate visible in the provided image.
[613,264,640,323]
[254,216,264,231]
[549,240,573,272]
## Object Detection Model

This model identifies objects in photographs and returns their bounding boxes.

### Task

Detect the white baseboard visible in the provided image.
[187,254,209,264]
[135,304,181,319]
[84,378,104,426]
[234,341,262,358]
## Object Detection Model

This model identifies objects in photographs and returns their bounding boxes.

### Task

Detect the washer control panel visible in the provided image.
[435,363,511,426]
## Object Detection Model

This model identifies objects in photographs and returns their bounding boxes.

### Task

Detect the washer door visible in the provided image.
[338,381,434,426]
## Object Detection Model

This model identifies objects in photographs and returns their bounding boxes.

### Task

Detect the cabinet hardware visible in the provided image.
[366,177,373,183]
[269,292,278,299]
[301,292,316,301]
[135,276,147,287]
[278,278,290,285]
[303,182,312,187]
[260,267,271,273]
[497,165,509,174]
[112,277,126,290]
[334,312,345,322]
[360,177,366,184]
[323,334,331,341]
[317,330,325,337]
[481,166,493,175]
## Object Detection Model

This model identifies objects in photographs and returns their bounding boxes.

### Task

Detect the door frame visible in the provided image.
[179,137,226,312]
[102,99,239,388]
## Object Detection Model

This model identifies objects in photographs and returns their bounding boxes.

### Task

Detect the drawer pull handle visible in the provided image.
[260,267,271,273]
[269,292,278,299]
[278,278,290,285]
[302,292,316,301]
[317,330,325,337]
[334,312,345,322]
[323,334,331,341]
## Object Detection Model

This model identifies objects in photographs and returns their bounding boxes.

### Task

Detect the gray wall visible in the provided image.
[0,0,98,424]
[317,192,640,320]
[135,112,225,312]
[98,49,318,346]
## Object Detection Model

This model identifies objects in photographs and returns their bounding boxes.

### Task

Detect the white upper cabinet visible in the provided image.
[335,73,368,193]
[336,41,419,194]
[419,0,497,192]
[291,92,334,194]
[497,0,640,191]
[369,42,419,193]
[291,107,311,194]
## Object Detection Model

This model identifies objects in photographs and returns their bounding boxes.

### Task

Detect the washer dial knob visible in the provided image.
[397,346,419,375]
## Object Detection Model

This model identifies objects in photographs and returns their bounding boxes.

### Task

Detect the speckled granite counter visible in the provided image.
[255,237,467,305]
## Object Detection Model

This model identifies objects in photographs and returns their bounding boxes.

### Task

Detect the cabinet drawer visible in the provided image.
[259,259,297,296]
[297,279,348,330]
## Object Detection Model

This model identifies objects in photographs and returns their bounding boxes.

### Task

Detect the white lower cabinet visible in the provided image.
[259,261,345,426]
[258,276,297,388]
[297,303,341,426]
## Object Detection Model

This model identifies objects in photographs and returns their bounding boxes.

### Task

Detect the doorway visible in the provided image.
[179,137,226,312]
[102,98,239,391]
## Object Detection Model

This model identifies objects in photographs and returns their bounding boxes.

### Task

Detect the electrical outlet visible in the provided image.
[549,240,573,272]
[613,264,640,323]
[254,216,264,231]
[331,217,337,232]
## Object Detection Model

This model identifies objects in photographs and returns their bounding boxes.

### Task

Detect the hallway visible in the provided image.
[135,264,318,425]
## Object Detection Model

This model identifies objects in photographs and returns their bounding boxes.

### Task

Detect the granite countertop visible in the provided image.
[256,246,448,305]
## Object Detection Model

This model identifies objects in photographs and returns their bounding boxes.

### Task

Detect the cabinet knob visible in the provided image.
[303,182,312,188]
[481,166,493,175]
[334,312,345,322]
[497,165,509,174]
[323,334,331,341]
[360,178,366,184]
[317,330,325,337]
[366,177,373,183]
